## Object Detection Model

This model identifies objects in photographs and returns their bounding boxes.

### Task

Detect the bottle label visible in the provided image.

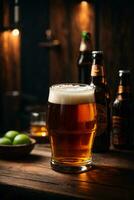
[118,85,130,94]
[91,64,104,77]
[96,104,107,136]
[112,116,126,145]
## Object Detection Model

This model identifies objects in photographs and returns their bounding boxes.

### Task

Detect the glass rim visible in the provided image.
[49,83,93,89]
[31,112,46,116]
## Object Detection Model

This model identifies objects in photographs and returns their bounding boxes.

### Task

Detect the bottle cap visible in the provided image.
[81,31,91,41]
[119,70,130,77]
[92,51,103,59]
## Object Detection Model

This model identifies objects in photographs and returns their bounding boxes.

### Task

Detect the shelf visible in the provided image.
[38,40,60,48]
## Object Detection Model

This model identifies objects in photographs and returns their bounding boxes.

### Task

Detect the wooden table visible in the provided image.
[0,144,134,200]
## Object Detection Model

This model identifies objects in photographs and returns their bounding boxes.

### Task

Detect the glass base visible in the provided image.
[51,159,93,174]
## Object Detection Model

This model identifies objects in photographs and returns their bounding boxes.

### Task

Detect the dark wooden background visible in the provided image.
[98,0,134,98]
[0,0,134,130]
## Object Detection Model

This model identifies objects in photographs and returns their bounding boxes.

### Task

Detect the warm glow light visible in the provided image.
[75,0,94,32]
[80,1,88,7]
[1,31,20,90]
[12,28,20,36]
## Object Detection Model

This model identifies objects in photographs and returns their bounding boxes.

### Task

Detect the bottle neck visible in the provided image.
[79,38,92,52]
[117,78,131,99]
[117,85,130,93]
[90,58,105,84]
[117,85,130,99]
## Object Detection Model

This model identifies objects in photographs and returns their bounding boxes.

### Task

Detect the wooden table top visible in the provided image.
[0,144,134,200]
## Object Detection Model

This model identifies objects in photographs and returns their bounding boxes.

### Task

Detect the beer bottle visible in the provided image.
[77,31,93,84]
[90,51,111,152]
[112,70,134,149]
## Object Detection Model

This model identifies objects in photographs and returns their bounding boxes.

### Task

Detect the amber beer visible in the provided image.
[30,122,48,137]
[30,112,48,137]
[47,84,97,173]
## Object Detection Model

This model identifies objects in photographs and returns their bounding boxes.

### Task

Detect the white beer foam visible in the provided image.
[48,84,95,105]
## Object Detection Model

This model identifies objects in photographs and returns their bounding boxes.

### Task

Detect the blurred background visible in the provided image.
[0,0,134,132]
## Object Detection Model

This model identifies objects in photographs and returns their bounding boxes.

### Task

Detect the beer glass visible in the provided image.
[30,112,48,137]
[47,83,97,173]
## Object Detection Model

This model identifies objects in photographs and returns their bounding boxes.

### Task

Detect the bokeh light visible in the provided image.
[12,29,20,36]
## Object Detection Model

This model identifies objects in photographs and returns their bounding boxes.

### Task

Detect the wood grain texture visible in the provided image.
[49,0,70,84]
[0,144,134,199]
[98,0,134,99]
[49,0,95,84]
[0,31,21,92]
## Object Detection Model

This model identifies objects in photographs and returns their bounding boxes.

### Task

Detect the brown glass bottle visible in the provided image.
[77,31,93,84]
[90,51,111,152]
[112,70,134,149]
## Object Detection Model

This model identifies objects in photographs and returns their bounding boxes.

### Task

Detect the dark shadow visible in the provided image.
[0,152,49,163]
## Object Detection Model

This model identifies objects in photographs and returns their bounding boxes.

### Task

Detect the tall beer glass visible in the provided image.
[47,83,97,173]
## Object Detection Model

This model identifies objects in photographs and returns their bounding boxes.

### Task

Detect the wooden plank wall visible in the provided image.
[0,0,134,131]
[98,0,134,99]
[0,0,20,92]
[0,31,20,92]
[20,0,49,103]
[0,0,21,131]
[49,0,134,100]
[49,0,95,84]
